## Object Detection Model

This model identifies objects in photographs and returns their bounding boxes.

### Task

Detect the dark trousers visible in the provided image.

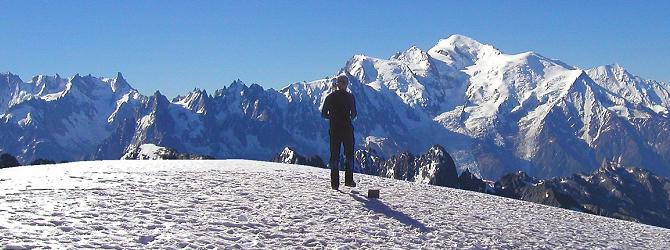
[329,127,354,186]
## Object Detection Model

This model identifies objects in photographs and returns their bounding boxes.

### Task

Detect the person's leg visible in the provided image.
[329,129,341,189]
[344,127,355,186]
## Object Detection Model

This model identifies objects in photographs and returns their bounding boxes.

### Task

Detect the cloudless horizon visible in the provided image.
[1,1,668,98]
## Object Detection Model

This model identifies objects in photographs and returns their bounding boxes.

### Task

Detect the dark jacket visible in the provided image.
[321,90,357,130]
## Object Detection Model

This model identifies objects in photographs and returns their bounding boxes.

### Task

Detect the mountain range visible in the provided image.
[2,34,670,179]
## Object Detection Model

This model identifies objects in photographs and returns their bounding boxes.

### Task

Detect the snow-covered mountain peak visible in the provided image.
[428,34,501,69]
[391,46,433,77]
[343,53,438,111]
[63,74,107,100]
[588,64,633,82]
[175,88,210,114]
[63,74,82,93]
[29,74,52,84]
[1,72,23,83]
[29,74,68,97]
[110,72,132,93]
[345,54,380,84]
[24,73,137,103]
[0,73,31,113]
[0,72,25,91]
[586,64,670,113]
[441,34,485,49]
[391,45,426,60]
[448,48,584,132]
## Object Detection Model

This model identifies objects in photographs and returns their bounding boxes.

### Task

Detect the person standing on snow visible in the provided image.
[321,75,357,190]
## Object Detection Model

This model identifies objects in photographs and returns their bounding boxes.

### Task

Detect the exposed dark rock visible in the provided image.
[494,171,538,199]
[493,160,670,228]
[458,168,491,193]
[0,153,20,168]
[30,159,56,165]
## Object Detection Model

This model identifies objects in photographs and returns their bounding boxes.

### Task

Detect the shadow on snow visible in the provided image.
[346,192,430,233]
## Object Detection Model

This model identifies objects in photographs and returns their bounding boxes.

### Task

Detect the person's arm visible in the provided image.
[321,95,331,119]
[350,94,357,120]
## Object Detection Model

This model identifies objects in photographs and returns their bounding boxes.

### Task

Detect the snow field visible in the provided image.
[1,160,669,249]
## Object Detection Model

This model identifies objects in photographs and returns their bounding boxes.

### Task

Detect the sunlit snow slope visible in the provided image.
[1,160,669,249]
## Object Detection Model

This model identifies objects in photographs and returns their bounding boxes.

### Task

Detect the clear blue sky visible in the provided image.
[1,1,668,98]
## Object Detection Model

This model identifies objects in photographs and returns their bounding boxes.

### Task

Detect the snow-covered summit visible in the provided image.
[174,88,211,114]
[110,72,132,93]
[391,46,433,77]
[587,64,670,114]
[29,74,67,97]
[428,34,502,69]
[1,160,668,248]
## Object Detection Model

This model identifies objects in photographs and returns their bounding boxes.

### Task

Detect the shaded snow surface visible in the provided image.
[1,160,669,249]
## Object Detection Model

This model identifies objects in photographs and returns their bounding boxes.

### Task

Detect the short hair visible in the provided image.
[336,75,348,84]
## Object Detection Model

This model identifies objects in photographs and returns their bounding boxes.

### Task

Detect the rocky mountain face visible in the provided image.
[121,144,213,160]
[493,171,585,211]
[355,145,459,188]
[0,153,20,169]
[493,160,670,229]
[2,35,670,179]
[458,168,493,193]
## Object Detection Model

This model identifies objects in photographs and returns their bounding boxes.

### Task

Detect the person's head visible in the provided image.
[336,75,349,91]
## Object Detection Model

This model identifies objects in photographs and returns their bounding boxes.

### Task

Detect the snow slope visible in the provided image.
[1,160,668,249]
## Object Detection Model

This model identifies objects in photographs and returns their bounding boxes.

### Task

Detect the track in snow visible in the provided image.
[1,160,669,249]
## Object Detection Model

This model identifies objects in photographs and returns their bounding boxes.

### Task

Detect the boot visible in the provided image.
[330,164,340,190]
[344,159,356,187]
